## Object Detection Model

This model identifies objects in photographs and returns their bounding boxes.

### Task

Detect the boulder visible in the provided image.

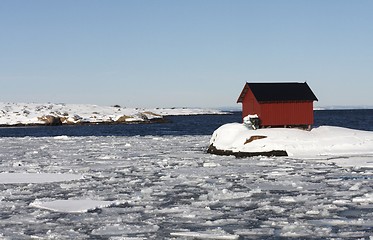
[38,115,62,126]
[116,115,132,123]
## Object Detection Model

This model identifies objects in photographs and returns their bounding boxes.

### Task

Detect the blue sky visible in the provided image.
[1,1,372,108]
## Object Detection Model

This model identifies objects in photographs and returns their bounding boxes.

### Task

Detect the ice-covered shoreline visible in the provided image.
[0,102,226,126]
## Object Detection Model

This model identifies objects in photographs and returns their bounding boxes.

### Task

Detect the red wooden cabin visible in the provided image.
[237,82,318,128]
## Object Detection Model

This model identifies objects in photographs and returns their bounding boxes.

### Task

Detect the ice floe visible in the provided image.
[0,172,83,184]
[30,199,117,213]
[92,224,160,236]
[0,135,372,239]
[170,229,239,240]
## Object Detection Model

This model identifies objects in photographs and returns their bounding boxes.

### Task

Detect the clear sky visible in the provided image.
[1,1,372,108]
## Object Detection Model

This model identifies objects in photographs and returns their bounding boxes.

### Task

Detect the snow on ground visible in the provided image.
[0,102,225,126]
[0,135,372,239]
[210,123,373,161]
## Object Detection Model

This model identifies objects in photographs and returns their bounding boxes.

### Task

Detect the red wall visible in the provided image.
[259,101,314,126]
[241,89,314,126]
[241,87,262,120]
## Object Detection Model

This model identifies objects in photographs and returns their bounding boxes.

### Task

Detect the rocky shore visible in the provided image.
[0,103,225,127]
[0,112,167,127]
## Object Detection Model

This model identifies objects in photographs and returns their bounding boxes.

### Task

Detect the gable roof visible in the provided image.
[237,82,318,103]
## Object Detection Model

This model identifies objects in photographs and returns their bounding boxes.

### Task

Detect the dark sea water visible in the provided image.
[314,109,373,131]
[0,109,372,137]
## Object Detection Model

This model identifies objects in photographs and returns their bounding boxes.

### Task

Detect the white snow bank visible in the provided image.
[0,173,83,184]
[30,199,116,213]
[210,123,373,159]
[0,102,225,125]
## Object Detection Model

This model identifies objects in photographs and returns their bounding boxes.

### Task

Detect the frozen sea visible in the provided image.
[0,110,372,239]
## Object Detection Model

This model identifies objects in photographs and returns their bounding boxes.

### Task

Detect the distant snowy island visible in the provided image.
[0,102,226,127]
[208,123,373,166]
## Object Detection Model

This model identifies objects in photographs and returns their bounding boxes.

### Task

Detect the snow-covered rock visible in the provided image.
[208,123,373,158]
[0,102,225,126]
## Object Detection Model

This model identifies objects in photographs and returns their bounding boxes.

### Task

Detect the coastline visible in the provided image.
[0,117,169,128]
[0,102,226,127]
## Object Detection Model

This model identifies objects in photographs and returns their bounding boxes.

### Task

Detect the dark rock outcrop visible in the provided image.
[207,144,288,158]
[244,135,267,144]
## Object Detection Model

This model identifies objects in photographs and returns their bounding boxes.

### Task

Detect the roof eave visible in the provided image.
[237,83,249,103]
